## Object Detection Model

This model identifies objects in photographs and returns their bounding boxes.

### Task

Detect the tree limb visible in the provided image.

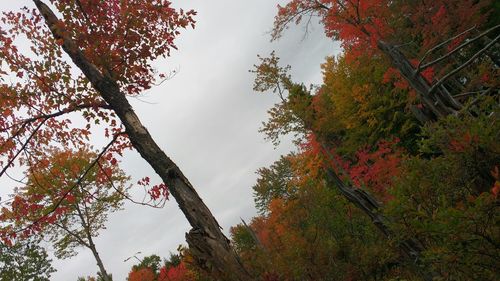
[418,24,500,73]
[429,33,500,94]
[32,1,252,279]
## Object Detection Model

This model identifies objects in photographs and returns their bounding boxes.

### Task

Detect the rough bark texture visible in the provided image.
[33,1,252,280]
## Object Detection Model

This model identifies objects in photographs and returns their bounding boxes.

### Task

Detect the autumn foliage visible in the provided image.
[0,0,498,280]
[0,0,191,245]
[51,0,196,95]
[226,1,499,280]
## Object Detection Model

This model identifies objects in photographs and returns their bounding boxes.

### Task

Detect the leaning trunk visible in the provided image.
[319,143,433,281]
[377,40,460,120]
[33,1,252,280]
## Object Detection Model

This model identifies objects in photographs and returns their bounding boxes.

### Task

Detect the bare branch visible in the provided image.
[52,221,90,248]
[0,120,46,179]
[429,33,500,94]
[416,26,477,71]
[418,24,500,73]
[453,88,491,99]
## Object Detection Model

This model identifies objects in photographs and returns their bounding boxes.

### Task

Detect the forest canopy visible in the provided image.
[0,0,498,280]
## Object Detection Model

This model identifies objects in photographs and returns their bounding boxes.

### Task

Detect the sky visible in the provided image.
[0,1,338,280]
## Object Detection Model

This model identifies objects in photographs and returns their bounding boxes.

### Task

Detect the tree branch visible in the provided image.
[96,161,166,209]
[13,134,120,234]
[429,33,500,94]
[417,24,500,73]
[0,103,111,133]
[416,26,477,72]
[52,221,90,248]
[0,120,46,179]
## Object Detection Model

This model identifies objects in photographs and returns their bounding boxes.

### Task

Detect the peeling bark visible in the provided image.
[32,1,252,279]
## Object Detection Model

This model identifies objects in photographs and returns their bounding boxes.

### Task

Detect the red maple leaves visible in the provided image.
[50,0,196,95]
[305,134,403,200]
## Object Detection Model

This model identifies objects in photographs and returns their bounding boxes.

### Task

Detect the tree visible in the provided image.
[129,254,162,278]
[273,0,498,121]
[159,262,194,281]
[253,156,296,215]
[243,3,499,278]
[318,55,420,153]
[248,53,498,280]
[126,251,207,281]
[251,52,428,273]
[2,148,127,280]
[0,1,249,279]
[126,254,160,281]
[258,2,498,276]
[232,147,413,280]
[0,239,55,281]
[128,268,156,281]
[385,105,500,280]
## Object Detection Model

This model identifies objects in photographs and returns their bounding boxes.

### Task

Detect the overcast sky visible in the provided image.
[0,1,338,280]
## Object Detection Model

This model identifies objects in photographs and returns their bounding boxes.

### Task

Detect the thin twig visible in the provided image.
[453,88,491,99]
[418,24,500,73]
[429,34,500,94]
[417,25,477,71]
[0,120,47,179]
[96,161,165,209]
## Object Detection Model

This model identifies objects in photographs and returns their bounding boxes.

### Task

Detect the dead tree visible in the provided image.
[32,1,252,280]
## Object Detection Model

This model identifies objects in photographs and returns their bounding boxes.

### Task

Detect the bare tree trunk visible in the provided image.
[33,1,252,280]
[377,40,458,120]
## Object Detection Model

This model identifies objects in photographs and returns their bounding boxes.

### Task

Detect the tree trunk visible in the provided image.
[75,203,112,281]
[319,143,433,281]
[377,40,459,120]
[33,1,252,280]
[88,238,111,281]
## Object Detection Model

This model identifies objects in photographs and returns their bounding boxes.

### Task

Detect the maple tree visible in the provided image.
[242,2,499,275]
[158,262,194,281]
[273,0,498,121]
[126,251,209,281]
[1,148,129,280]
[0,1,249,279]
[128,267,156,281]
